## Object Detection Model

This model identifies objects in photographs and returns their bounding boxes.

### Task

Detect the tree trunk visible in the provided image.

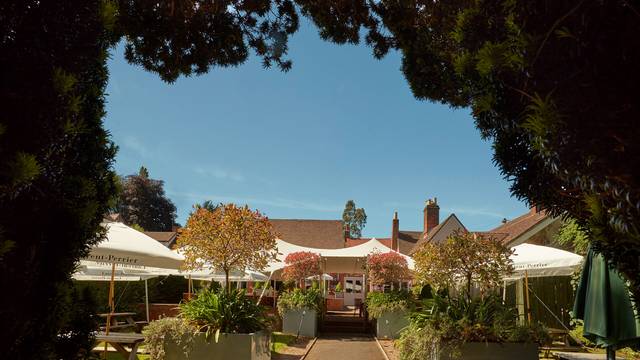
[225,268,230,293]
[466,274,472,302]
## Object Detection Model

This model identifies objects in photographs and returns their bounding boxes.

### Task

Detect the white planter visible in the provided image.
[282,308,317,337]
[375,310,409,339]
[164,330,270,360]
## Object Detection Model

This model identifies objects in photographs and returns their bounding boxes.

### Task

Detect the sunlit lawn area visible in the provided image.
[271,332,297,355]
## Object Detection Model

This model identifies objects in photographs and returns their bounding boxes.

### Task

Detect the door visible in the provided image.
[343,276,364,307]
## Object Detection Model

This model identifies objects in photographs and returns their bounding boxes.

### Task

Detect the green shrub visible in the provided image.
[365,290,415,319]
[277,288,323,316]
[53,283,99,360]
[179,288,269,337]
[143,317,196,360]
[334,282,343,293]
[254,281,263,290]
[397,294,551,360]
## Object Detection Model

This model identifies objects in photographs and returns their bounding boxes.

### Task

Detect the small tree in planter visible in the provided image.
[402,231,548,360]
[413,230,513,300]
[365,251,413,339]
[280,252,322,337]
[177,203,278,292]
[277,288,323,337]
[282,251,321,289]
[367,251,411,290]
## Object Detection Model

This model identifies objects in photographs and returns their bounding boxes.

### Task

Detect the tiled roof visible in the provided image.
[476,232,510,243]
[397,231,422,254]
[144,231,178,248]
[270,219,345,249]
[488,210,550,245]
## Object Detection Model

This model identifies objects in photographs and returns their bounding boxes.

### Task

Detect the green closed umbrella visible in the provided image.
[573,248,640,359]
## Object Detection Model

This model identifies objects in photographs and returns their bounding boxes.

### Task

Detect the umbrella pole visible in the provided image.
[607,346,615,360]
[524,270,532,324]
[258,271,274,305]
[104,262,116,359]
[144,279,150,323]
[502,280,507,304]
[188,274,192,300]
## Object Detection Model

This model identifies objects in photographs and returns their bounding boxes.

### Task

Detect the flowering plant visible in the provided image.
[282,251,321,286]
[366,251,411,286]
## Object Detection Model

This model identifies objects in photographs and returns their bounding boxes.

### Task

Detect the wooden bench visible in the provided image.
[95,332,145,360]
[98,312,146,332]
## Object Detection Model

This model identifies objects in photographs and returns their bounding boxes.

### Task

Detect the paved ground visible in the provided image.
[304,334,386,360]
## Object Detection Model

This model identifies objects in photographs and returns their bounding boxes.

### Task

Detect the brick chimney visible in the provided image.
[530,204,543,215]
[423,198,440,236]
[391,211,399,251]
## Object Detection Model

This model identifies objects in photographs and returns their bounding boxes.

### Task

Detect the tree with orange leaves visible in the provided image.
[177,203,278,292]
[413,230,513,301]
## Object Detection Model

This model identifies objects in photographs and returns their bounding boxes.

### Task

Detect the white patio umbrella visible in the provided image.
[504,243,583,324]
[506,243,583,280]
[307,273,334,281]
[84,222,184,269]
[80,222,184,339]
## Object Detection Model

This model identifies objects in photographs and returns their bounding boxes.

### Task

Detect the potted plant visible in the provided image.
[397,294,549,360]
[400,230,549,360]
[365,290,414,339]
[277,288,322,337]
[278,251,323,337]
[365,251,413,339]
[144,288,272,360]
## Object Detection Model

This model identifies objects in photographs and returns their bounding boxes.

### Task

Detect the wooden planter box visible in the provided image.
[282,308,317,337]
[438,342,538,360]
[164,330,270,360]
[375,310,409,339]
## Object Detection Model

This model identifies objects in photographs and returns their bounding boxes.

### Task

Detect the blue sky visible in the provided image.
[104,19,528,237]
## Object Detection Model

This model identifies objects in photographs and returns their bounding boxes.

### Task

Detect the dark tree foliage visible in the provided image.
[115,0,300,82]
[290,1,640,301]
[53,284,99,360]
[0,1,117,358]
[3,0,639,357]
[116,166,177,231]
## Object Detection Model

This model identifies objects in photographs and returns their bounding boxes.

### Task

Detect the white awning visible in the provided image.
[82,222,184,269]
[506,243,583,280]
[265,238,415,275]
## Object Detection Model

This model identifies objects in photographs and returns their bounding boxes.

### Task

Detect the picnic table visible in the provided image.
[98,312,147,332]
[95,331,145,360]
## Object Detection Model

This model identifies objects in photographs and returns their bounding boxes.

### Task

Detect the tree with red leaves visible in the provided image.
[367,252,411,287]
[282,251,321,288]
